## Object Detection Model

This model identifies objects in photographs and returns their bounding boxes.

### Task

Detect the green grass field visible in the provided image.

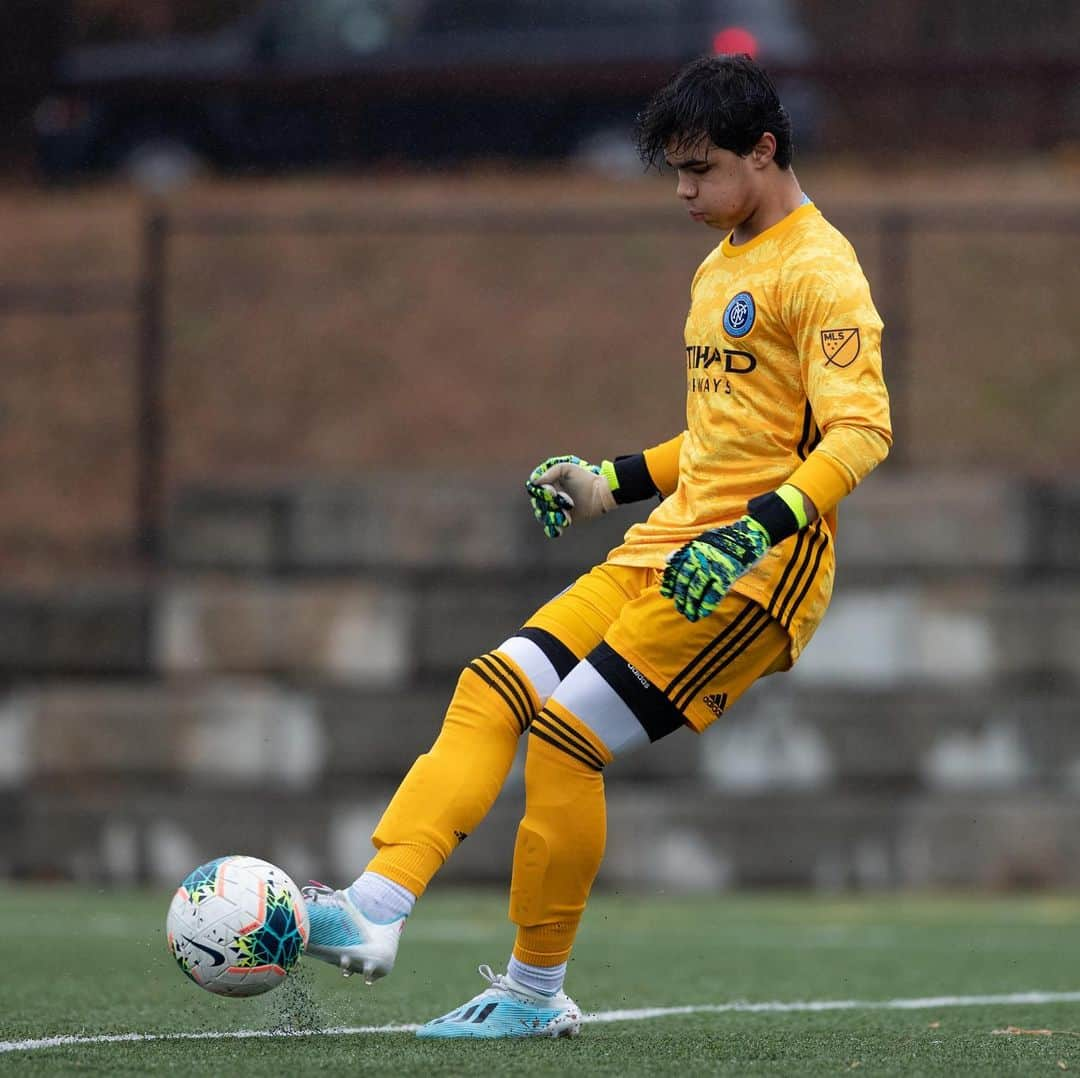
[3,886,1080,1075]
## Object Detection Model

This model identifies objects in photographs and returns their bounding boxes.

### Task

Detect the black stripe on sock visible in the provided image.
[667,601,758,698]
[536,708,607,771]
[671,608,769,712]
[467,659,529,733]
[533,710,606,771]
[514,626,579,681]
[780,527,829,629]
[473,656,530,732]
[529,724,604,772]
[487,651,536,711]
[478,652,534,730]
[587,642,686,743]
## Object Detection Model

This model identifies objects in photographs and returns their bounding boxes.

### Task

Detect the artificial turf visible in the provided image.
[3,886,1080,1075]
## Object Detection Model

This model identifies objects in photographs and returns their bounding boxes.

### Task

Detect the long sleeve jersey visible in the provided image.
[606,200,892,659]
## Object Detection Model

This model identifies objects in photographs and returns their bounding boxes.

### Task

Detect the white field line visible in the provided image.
[33,920,1067,954]
[5,990,1080,1054]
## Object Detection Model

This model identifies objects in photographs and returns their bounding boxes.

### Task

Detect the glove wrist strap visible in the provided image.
[599,459,619,496]
[746,483,808,545]
[607,453,660,505]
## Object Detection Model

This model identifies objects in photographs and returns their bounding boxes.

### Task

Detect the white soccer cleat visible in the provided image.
[300,883,405,984]
[416,964,582,1039]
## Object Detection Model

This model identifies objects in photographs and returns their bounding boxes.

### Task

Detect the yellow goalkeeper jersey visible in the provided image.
[607,200,892,659]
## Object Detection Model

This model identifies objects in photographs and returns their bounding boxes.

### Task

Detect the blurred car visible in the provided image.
[34,0,817,186]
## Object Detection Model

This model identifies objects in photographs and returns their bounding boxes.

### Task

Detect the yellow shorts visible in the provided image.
[524,562,789,734]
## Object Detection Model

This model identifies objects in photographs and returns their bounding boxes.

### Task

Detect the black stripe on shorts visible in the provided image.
[767,529,808,621]
[769,521,825,627]
[666,600,760,703]
[778,526,829,629]
[670,607,770,712]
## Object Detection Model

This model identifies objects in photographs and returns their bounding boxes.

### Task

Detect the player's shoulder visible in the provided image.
[780,204,865,286]
[781,204,857,261]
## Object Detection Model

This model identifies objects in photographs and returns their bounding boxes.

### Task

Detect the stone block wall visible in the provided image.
[1,470,1078,892]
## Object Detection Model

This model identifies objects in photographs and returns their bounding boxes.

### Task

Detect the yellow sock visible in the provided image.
[510,701,613,966]
[368,651,537,896]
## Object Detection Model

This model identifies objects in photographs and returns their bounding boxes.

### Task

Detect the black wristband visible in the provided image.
[611,453,660,505]
[746,491,801,545]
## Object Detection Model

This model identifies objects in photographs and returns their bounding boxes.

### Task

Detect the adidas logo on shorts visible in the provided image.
[702,692,729,718]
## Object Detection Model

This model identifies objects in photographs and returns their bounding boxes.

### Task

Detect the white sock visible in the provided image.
[507,955,566,996]
[347,871,415,924]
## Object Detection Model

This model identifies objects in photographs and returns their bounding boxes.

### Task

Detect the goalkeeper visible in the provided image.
[302,53,892,1038]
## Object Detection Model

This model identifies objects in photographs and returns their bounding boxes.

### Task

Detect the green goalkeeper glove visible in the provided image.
[525,455,617,539]
[660,517,771,622]
[660,486,810,622]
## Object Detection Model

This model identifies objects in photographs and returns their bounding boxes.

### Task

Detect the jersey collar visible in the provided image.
[720,198,817,259]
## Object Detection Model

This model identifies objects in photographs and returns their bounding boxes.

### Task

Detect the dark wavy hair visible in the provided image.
[635,54,793,170]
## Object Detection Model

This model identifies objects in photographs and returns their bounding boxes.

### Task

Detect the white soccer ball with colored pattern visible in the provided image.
[166,855,309,997]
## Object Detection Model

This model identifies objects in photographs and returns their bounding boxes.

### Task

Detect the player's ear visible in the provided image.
[750,132,777,169]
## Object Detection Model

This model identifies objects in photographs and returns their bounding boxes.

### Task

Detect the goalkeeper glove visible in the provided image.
[660,486,809,622]
[526,451,665,539]
[525,455,616,539]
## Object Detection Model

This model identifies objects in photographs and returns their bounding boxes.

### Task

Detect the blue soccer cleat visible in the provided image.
[301,883,405,984]
[416,964,583,1039]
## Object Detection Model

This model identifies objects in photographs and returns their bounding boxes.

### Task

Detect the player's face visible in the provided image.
[665,137,759,232]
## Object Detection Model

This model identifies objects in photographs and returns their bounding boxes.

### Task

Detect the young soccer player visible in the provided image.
[302,53,891,1038]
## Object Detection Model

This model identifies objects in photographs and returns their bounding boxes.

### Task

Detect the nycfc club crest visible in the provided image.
[723,292,756,338]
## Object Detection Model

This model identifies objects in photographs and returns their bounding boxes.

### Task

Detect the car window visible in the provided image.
[421,0,690,33]
[263,0,395,56]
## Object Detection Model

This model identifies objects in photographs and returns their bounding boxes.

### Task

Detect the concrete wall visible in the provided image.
[2,470,1078,891]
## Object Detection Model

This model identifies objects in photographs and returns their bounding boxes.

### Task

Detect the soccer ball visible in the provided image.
[166,855,310,997]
